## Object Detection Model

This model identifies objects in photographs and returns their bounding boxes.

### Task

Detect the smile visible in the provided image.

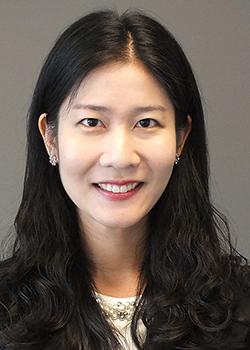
[93,182,144,201]
[97,182,139,193]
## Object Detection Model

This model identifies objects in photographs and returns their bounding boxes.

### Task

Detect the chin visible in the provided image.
[93,212,145,229]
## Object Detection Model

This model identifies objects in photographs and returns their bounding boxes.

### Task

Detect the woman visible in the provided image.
[0,8,249,350]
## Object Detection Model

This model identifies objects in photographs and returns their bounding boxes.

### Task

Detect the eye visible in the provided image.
[79,117,159,129]
[136,118,159,128]
[80,118,103,128]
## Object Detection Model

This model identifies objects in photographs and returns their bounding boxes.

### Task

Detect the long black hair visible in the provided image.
[0,8,249,350]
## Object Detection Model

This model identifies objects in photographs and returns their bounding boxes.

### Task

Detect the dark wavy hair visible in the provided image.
[0,8,249,350]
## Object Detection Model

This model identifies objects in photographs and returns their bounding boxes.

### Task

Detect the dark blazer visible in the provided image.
[230,295,250,348]
[0,274,250,349]
[0,299,249,350]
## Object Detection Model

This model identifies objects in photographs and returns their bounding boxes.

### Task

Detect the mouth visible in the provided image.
[92,182,144,200]
[93,182,143,190]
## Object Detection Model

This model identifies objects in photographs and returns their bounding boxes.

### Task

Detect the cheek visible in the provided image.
[57,136,101,189]
[58,134,90,165]
[145,152,175,210]
[153,156,175,183]
[149,141,176,185]
[57,135,84,179]
[149,134,176,166]
[59,146,81,176]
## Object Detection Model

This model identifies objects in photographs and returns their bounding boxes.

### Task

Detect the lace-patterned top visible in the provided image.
[94,292,147,350]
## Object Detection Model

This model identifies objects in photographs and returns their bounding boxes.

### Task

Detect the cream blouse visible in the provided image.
[94,292,147,349]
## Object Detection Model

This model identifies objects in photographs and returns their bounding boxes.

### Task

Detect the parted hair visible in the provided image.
[0,8,249,350]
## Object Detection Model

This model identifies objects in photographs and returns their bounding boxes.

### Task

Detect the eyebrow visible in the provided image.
[72,103,167,114]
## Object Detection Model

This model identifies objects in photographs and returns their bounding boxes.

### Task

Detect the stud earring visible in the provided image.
[175,154,180,165]
[49,154,58,166]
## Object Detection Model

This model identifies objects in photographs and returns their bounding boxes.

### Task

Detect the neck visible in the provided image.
[78,214,148,297]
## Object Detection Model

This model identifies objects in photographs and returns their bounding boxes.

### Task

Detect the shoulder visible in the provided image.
[232,265,250,325]
[0,335,7,350]
[0,318,9,349]
[230,296,250,347]
[0,277,12,349]
[230,264,250,345]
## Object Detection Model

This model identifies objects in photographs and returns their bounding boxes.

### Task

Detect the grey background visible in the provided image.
[0,0,249,257]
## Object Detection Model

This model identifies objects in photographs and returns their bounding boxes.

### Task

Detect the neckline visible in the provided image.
[94,291,140,301]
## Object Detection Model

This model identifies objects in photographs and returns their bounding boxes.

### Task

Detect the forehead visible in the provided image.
[62,60,174,115]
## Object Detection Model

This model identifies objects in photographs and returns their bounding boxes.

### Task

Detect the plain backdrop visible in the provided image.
[0,0,249,258]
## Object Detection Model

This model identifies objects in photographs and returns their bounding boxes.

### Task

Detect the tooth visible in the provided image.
[107,184,112,191]
[98,182,139,193]
[112,185,120,193]
[120,185,128,193]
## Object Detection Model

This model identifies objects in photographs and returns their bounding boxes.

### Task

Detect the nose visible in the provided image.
[99,129,140,169]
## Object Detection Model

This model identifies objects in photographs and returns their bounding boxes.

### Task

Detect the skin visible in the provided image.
[38,60,192,297]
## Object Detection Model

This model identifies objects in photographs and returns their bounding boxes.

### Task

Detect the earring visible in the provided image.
[175,154,180,165]
[49,154,58,166]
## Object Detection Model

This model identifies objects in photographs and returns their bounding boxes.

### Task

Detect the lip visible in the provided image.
[93,182,144,201]
[94,180,143,186]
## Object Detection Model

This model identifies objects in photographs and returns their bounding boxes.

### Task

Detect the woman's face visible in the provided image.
[40,60,191,230]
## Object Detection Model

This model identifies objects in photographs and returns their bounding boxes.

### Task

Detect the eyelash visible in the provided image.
[79,118,159,129]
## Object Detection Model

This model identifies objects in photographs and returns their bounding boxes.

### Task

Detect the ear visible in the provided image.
[38,113,58,157]
[176,115,192,155]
